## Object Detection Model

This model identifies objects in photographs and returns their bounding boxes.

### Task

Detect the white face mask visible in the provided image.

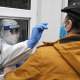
[1,30,20,45]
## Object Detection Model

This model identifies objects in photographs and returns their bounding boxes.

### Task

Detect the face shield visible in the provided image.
[1,24,20,45]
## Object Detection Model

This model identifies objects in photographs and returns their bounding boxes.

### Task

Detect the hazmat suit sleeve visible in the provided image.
[1,40,33,68]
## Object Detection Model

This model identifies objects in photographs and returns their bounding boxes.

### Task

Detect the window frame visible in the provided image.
[61,0,68,23]
[0,0,38,39]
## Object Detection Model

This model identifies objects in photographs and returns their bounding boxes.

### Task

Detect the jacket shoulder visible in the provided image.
[36,41,59,56]
[37,42,57,48]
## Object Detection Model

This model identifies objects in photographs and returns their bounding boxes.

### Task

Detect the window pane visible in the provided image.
[0,0,31,10]
[68,0,80,6]
[16,19,29,41]
[0,0,3,6]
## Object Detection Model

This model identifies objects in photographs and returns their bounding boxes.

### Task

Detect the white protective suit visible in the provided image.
[0,38,32,68]
[0,19,32,80]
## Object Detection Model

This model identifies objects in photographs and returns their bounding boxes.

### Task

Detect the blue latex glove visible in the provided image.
[16,61,24,67]
[27,23,48,48]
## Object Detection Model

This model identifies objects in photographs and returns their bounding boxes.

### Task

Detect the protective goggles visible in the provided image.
[3,25,20,30]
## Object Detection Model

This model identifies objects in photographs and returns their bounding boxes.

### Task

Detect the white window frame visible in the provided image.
[61,0,68,23]
[0,0,38,39]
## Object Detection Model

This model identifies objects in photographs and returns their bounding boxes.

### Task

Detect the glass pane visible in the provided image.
[0,0,3,6]
[0,0,31,10]
[0,19,29,41]
[68,0,80,6]
[16,19,29,41]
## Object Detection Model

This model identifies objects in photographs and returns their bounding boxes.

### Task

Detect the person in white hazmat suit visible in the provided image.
[0,19,48,79]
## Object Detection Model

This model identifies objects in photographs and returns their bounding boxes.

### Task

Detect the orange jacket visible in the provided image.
[5,34,80,80]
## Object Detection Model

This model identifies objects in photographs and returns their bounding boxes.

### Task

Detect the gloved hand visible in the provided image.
[16,61,24,67]
[27,23,48,48]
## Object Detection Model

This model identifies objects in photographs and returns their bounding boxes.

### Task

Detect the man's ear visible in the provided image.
[65,20,72,32]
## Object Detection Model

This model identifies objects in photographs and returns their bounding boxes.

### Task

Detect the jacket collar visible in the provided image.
[59,34,80,44]
[38,34,80,47]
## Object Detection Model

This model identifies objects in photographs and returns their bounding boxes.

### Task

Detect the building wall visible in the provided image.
[37,0,63,45]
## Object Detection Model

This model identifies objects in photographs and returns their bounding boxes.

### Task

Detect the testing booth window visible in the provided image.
[0,19,29,42]
[0,0,37,42]
[68,0,80,6]
[0,0,31,10]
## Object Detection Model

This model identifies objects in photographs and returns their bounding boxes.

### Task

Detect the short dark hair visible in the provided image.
[65,14,80,33]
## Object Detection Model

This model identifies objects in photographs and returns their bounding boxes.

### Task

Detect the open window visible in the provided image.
[0,0,38,41]
[0,18,30,41]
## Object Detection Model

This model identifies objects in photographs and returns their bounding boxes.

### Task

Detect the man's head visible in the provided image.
[61,2,80,35]
[1,19,20,45]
